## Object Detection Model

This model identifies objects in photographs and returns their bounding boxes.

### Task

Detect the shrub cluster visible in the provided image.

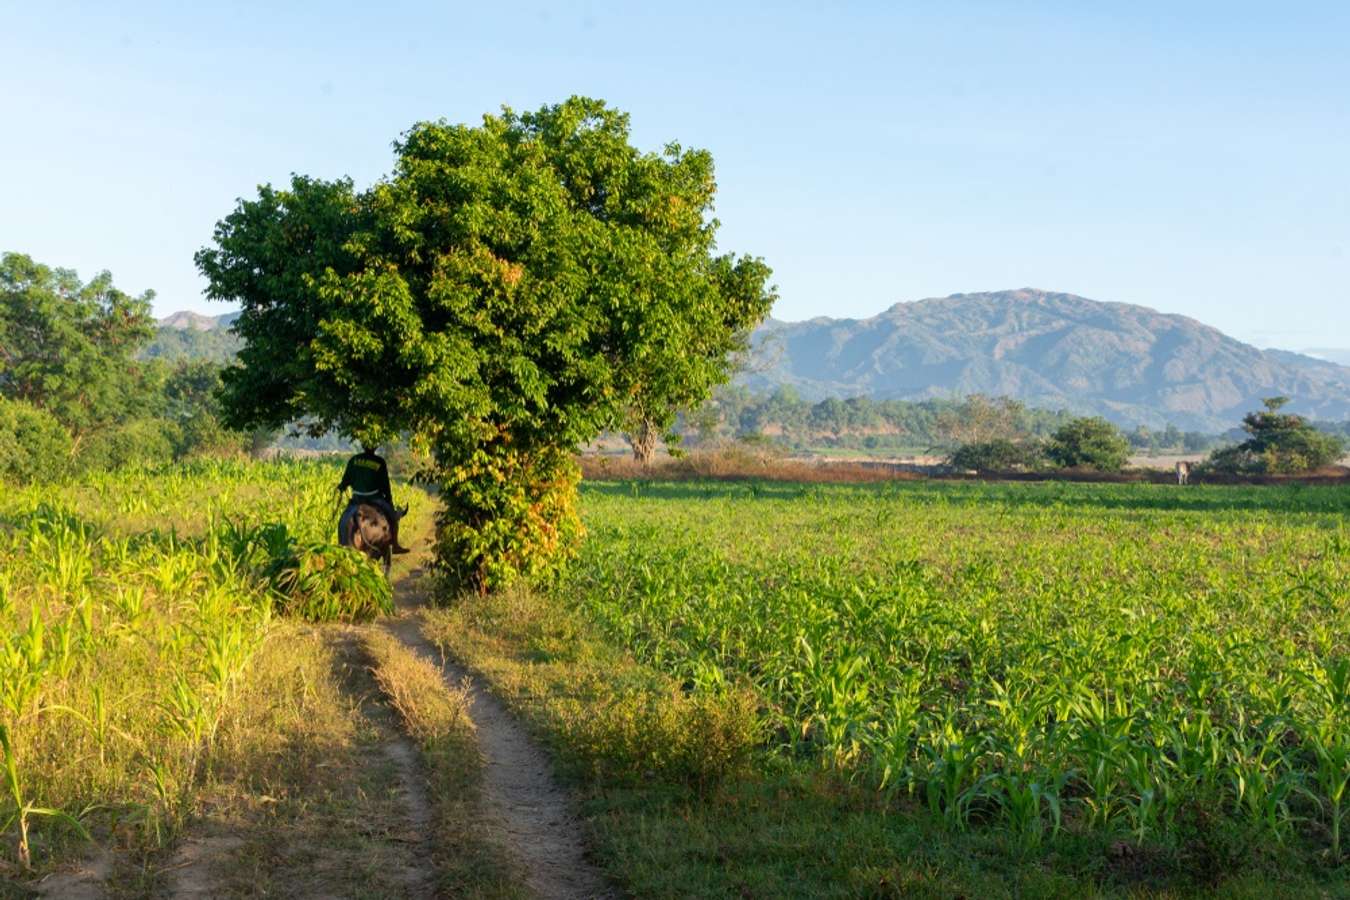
[946,418,1132,473]
[1042,417,1131,471]
[0,396,252,485]
[1202,397,1344,475]
[0,399,72,484]
[78,418,178,471]
[947,438,1042,473]
[218,519,393,622]
[433,445,584,593]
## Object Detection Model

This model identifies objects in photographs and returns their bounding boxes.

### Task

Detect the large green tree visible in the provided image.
[0,252,156,443]
[197,97,774,589]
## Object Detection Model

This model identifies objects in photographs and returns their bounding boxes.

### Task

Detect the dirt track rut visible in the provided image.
[384,565,613,900]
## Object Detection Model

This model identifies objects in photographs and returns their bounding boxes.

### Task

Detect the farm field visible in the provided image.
[426,478,1350,897]
[0,459,485,893]
[4,460,1348,897]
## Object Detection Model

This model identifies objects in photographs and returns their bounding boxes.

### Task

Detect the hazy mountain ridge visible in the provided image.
[152,295,1350,431]
[158,311,240,330]
[742,289,1350,431]
[1303,348,1350,367]
[142,311,242,363]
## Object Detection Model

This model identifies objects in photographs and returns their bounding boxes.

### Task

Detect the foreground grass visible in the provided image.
[93,488,522,898]
[425,478,1350,897]
[0,459,430,885]
[104,623,434,897]
[424,586,1211,898]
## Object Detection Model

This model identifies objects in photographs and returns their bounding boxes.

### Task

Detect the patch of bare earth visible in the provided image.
[31,848,114,899]
[384,565,613,900]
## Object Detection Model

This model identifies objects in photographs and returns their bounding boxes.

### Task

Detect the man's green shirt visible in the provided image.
[338,451,392,502]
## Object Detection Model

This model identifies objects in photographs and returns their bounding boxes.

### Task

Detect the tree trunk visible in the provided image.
[629,418,659,465]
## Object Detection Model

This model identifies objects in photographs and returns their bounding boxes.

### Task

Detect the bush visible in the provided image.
[433,445,584,593]
[1044,417,1130,471]
[77,418,177,471]
[1200,444,1261,476]
[1204,398,1345,474]
[216,519,393,621]
[948,439,1042,472]
[268,542,394,622]
[0,398,73,483]
[175,411,247,460]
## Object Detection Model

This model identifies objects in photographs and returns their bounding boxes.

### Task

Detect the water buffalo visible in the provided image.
[338,501,407,575]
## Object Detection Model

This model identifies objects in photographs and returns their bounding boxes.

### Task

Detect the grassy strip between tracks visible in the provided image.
[362,628,526,898]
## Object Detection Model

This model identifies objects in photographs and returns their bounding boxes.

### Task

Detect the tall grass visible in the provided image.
[0,459,421,872]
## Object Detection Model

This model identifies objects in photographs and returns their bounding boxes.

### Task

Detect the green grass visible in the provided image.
[0,459,429,878]
[6,460,1347,896]
[428,478,1350,897]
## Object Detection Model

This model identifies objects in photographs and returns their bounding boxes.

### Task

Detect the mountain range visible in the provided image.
[740,289,1350,431]
[156,289,1350,432]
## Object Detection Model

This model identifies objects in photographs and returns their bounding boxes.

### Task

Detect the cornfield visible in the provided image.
[568,480,1350,855]
[0,459,416,870]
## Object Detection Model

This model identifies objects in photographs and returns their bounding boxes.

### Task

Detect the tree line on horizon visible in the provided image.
[664,386,1230,457]
[940,396,1345,476]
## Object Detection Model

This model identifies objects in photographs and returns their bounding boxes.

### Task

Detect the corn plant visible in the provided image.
[0,723,89,869]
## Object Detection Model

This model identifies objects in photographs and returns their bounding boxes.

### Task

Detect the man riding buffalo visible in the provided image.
[336,444,410,555]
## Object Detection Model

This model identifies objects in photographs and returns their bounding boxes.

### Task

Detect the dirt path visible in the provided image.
[160,629,440,899]
[383,564,613,900]
[27,524,608,899]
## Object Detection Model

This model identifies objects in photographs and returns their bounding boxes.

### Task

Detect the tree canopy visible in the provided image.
[0,251,257,476]
[1043,416,1131,471]
[0,252,156,438]
[196,97,775,587]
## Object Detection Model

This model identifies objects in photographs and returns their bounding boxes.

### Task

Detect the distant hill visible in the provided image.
[148,295,1350,431]
[158,311,226,331]
[139,311,242,363]
[742,289,1350,431]
[157,310,240,331]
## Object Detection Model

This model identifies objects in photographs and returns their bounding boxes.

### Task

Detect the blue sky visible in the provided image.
[2,1,1347,350]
